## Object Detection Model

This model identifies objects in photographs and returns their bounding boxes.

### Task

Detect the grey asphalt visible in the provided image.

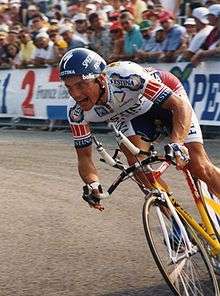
[0,129,219,296]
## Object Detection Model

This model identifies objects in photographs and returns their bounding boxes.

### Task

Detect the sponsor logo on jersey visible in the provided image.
[94,106,111,117]
[110,101,142,122]
[74,136,92,148]
[109,73,144,91]
[69,104,84,123]
[113,91,126,104]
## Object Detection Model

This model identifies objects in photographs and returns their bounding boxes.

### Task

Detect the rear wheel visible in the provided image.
[142,194,219,295]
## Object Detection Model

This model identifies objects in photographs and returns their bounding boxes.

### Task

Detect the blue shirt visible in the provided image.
[163,24,186,51]
[124,25,143,55]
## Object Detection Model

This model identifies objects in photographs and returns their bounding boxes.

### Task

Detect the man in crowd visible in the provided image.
[181,7,213,61]
[59,25,87,50]
[159,10,186,62]
[118,11,143,60]
[192,4,220,65]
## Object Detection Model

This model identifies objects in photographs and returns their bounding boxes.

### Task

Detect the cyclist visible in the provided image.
[59,48,220,210]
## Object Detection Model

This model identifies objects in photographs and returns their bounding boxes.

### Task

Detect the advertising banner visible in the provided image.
[0,62,220,125]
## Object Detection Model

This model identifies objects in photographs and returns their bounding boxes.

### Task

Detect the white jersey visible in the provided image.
[67,61,202,148]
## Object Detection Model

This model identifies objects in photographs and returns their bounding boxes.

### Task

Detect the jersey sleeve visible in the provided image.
[143,77,173,107]
[67,99,92,149]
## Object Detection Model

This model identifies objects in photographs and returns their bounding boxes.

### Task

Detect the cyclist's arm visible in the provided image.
[76,145,100,185]
[161,93,192,144]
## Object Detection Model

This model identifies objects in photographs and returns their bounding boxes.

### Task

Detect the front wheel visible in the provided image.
[142,194,219,296]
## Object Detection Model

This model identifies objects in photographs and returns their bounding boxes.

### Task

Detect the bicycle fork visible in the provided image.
[155,192,197,264]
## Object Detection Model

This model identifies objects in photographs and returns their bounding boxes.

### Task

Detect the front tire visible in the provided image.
[142,194,219,295]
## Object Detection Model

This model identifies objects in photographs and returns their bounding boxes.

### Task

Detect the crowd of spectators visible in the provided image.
[0,0,220,69]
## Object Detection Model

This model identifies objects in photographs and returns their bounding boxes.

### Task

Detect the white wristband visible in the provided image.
[88,181,100,190]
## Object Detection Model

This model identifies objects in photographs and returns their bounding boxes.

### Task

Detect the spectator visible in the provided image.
[26,4,39,24]
[7,28,19,46]
[85,3,96,15]
[191,4,220,65]
[2,43,20,69]
[119,11,143,59]
[7,1,21,25]
[159,0,181,16]
[30,14,48,39]
[134,22,166,62]
[32,31,59,67]
[134,20,155,60]
[0,31,8,68]
[33,0,49,14]
[59,25,87,50]
[0,13,9,32]
[125,0,147,23]
[183,17,197,45]
[159,10,187,62]
[18,28,36,67]
[72,13,89,46]
[142,9,160,30]
[88,12,112,59]
[108,21,124,62]
[90,0,108,23]
[48,28,68,58]
[181,7,213,61]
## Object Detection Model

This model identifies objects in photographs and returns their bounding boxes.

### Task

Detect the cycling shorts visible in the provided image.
[119,88,203,144]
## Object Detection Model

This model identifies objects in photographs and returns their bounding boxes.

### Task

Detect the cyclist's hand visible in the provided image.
[82,182,104,211]
[166,143,190,170]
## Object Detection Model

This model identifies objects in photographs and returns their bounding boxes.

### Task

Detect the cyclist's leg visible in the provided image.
[185,142,220,198]
[184,110,220,198]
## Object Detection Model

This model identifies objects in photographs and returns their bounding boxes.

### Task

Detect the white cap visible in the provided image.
[35,32,49,39]
[184,17,196,25]
[72,13,87,22]
[91,0,102,3]
[0,0,8,4]
[27,4,38,10]
[103,4,114,13]
[208,4,220,17]
[59,24,73,35]
[192,7,209,24]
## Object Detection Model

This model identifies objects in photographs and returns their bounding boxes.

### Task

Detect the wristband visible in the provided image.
[88,181,100,190]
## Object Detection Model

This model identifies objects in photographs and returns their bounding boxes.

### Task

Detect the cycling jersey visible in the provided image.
[67,61,202,148]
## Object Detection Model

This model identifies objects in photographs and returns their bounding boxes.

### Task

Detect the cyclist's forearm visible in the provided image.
[162,95,192,144]
[78,159,99,184]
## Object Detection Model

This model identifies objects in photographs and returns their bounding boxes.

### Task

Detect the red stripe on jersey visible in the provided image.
[79,125,86,135]
[70,123,90,138]
[144,88,156,98]
[74,125,80,136]
[148,80,161,90]
[144,80,162,101]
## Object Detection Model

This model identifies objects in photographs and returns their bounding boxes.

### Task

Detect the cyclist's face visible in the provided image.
[64,76,100,111]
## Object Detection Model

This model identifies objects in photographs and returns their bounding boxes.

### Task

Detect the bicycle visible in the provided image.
[91,123,220,295]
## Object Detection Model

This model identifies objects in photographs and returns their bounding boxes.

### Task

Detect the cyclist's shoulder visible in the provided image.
[105,61,151,79]
[104,61,153,91]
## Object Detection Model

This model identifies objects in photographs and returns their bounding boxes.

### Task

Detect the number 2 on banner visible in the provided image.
[21,70,35,116]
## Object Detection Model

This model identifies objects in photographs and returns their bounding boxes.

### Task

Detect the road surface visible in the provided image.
[0,129,219,296]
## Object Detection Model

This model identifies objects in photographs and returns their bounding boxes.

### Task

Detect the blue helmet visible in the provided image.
[59,48,106,80]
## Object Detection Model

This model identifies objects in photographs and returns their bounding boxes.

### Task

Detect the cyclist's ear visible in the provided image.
[96,73,106,86]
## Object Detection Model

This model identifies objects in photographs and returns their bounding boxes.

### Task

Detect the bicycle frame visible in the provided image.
[93,133,220,256]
